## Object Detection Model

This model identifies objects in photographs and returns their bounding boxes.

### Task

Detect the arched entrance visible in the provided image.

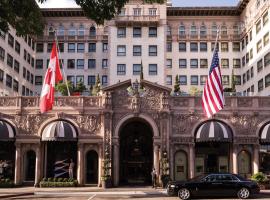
[174,151,188,181]
[0,120,15,180]
[24,150,36,181]
[194,120,233,176]
[41,120,78,179]
[86,150,98,184]
[238,150,251,178]
[259,122,270,175]
[119,119,153,185]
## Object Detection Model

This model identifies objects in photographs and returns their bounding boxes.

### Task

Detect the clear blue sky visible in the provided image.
[172,0,239,7]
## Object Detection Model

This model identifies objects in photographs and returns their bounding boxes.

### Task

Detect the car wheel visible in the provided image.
[237,187,250,199]
[178,188,191,200]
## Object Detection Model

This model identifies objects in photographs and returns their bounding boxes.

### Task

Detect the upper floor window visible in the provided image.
[256,20,261,34]
[133,8,141,16]
[200,42,207,52]
[211,24,218,37]
[149,64,157,75]
[36,43,44,53]
[117,45,126,56]
[179,24,185,36]
[0,47,5,61]
[48,26,55,37]
[119,8,125,16]
[221,25,227,35]
[89,26,96,37]
[190,42,198,52]
[68,25,76,36]
[264,32,269,46]
[265,52,270,67]
[15,41,20,54]
[149,45,157,56]
[233,25,240,35]
[233,42,240,52]
[57,25,65,36]
[117,64,126,75]
[133,45,142,56]
[179,42,186,52]
[149,8,157,16]
[8,34,14,47]
[149,27,157,37]
[78,25,85,36]
[179,59,187,68]
[190,24,197,36]
[133,27,142,38]
[133,64,141,75]
[265,73,270,88]
[257,39,262,53]
[200,25,207,37]
[117,27,126,38]
[221,42,228,52]
[102,75,108,86]
[167,25,172,36]
[263,11,268,26]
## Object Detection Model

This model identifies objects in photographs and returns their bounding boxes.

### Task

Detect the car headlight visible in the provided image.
[170,185,176,188]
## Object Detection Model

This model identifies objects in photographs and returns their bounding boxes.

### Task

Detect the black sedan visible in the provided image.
[167,173,260,199]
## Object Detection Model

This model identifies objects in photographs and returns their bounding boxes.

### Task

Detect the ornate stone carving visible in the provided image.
[21,97,38,107]
[259,98,270,108]
[173,98,189,107]
[161,92,170,110]
[84,97,101,107]
[237,98,252,107]
[131,94,140,113]
[140,87,161,110]
[76,115,101,134]
[14,114,45,135]
[171,137,193,144]
[230,115,259,135]
[112,88,130,109]
[0,97,17,107]
[234,137,259,144]
[172,114,200,135]
[55,97,80,107]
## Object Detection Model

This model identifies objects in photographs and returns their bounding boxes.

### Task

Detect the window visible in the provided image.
[179,24,185,36]
[149,64,157,75]
[250,48,253,60]
[68,25,76,36]
[245,35,249,46]
[76,76,84,85]
[14,60,20,73]
[190,24,197,36]
[246,53,249,64]
[133,27,141,37]
[12,79,19,92]
[190,59,198,68]
[67,76,75,85]
[221,42,228,52]
[119,8,125,16]
[31,74,34,84]
[0,46,5,61]
[167,42,172,52]
[242,39,245,50]
[200,25,207,37]
[133,8,141,16]
[36,59,43,69]
[258,78,264,91]
[26,88,30,96]
[57,25,65,36]
[263,11,269,26]
[179,59,187,68]
[88,43,96,52]
[242,56,246,67]
[117,45,126,56]
[0,31,5,40]
[222,75,229,85]
[77,59,84,69]
[133,45,142,56]
[200,59,208,68]
[88,59,96,69]
[251,66,254,78]
[88,76,95,85]
[103,43,108,52]
[264,32,269,46]
[149,8,157,16]
[8,34,14,47]
[166,75,172,85]
[243,73,246,84]
[149,27,157,37]
[133,64,141,75]
[265,73,270,87]
[24,49,26,60]
[200,75,207,85]
[0,69,3,82]
[179,75,187,85]
[256,20,261,34]
[7,54,13,68]
[117,27,126,38]
[89,26,96,37]
[247,70,250,81]
[117,64,126,75]
[257,59,263,72]
[233,59,241,68]
[23,67,26,78]
[211,42,219,51]
[35,76,42,85]
[78,25,85,36]
[15,41,20,54]
[235,75,241,85]
[221,25,227,36]
[212,24,218,37]
[102,75,108,86]
[233,25,240,35]
[200,42,207,52]
[6,74,12,88]
[250,30,253,41]
[102,59,108,68]
[149,45,157,56]
[265,52,270,67]
[36,43,43,53]
[47,43,53,52]
[166,59,172,68]
[167,25,172,36]
[179,42,186,52]
[190,42,198,52]
[191,75,198,85]
[221,59,229,68]
[67,43,75,52]
[27,53,30,64]
[77,43,85,53]
[251,85,254,92]
[257,39,262,53]
[67,59,75,69]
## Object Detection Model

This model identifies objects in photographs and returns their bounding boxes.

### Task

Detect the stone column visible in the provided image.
[77,144,84,185]
[113,142,119,186]
[14,143,21,185]
[35,147,41,186]
[253,144,259,174]
[170,147,174,180]
[154,145,160,178]
[232,144,238,174]
[98,144,102,187]
[189,144,195,179]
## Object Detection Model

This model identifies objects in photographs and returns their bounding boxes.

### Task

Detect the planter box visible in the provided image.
[39,181,78,187]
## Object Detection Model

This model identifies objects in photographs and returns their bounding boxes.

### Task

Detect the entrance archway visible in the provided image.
[24,150,36,181]
[119,119,153,185]
[86,150,98,184]
[174,151,188,181]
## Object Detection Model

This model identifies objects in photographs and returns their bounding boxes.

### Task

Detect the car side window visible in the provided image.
[204,175,216,182]
[231,175,239,181]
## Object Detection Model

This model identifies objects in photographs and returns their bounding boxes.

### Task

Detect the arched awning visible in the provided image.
[42,121,77,141]
[0,120,15,141]
[195,121,232,142]
[260,123,270,144]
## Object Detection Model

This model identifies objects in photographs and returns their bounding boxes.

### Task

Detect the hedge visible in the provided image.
[0,179,14,188]
[39,178,78,187]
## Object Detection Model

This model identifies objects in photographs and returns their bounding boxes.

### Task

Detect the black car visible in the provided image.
[167,173,260,199]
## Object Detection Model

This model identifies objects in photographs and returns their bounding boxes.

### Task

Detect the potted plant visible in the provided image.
[251,172,269,190]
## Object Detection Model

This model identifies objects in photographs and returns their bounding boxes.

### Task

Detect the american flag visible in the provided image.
[202,48,225,118]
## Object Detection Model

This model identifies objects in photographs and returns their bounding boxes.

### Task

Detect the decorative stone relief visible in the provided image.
[173,98,189,107]
[230,115,259,135]
[0,97,17,107]
[21,97,38,107]
[140,87,161,110]
[76,115,101,134]
[112,88,130,109]
[55,97,80,107]
[84,97,101,107]
[259,98,270,108]
[172,114,200,135]
[237,98,252,107]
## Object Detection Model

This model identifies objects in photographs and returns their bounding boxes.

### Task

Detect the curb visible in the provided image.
[0,193,34,199]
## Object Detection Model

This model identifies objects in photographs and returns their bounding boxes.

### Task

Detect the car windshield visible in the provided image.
[188,174,206,182]
[234,174,246,181]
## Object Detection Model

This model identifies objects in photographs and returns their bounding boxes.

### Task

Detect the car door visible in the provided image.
[195,174,219,197]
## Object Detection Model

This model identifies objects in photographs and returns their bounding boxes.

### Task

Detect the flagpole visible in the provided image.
[54,31,71,96]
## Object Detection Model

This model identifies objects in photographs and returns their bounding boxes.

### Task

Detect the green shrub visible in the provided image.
[48,178,53,182]
[251,172,268,183]
[58,178,63,182]
[39,178,78,188]
[63,178,68,182]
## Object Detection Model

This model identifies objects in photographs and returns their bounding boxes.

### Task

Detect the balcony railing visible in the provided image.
[115,15,160,22]
[37,34,108,42]
[175,34,241,41]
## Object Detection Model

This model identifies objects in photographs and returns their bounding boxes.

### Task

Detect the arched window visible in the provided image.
[190,23,197,36]
[57,24,65,36]
[78,24,85,36]
[221,24,227,36]
[167,25,172,36]
[89,26,96,37]
[200,24,207,37]
[212,23,218,36]
[48,26,55,37]
[233,24,240,35]
[179,24,185,36]
[68,24,76,36]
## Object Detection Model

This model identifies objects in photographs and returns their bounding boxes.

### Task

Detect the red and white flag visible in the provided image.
[202,48,225,118]
[40,42,63,113]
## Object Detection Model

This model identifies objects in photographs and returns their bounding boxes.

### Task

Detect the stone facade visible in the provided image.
[0,80,270,186]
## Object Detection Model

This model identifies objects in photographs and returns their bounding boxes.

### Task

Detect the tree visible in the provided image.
[0,0,164,36]
[173,75,180,94]
[92,74,101,96]
[74,79,86,93]
[189,86,201,96]
[231,69,236,92]
[55,81,74,96]
[140,61,144,90]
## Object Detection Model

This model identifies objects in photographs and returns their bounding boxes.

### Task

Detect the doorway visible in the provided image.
[86,150,98,184]
[25,150,36,181]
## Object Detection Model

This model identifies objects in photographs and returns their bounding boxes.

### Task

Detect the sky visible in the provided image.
[37,0,240,8]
